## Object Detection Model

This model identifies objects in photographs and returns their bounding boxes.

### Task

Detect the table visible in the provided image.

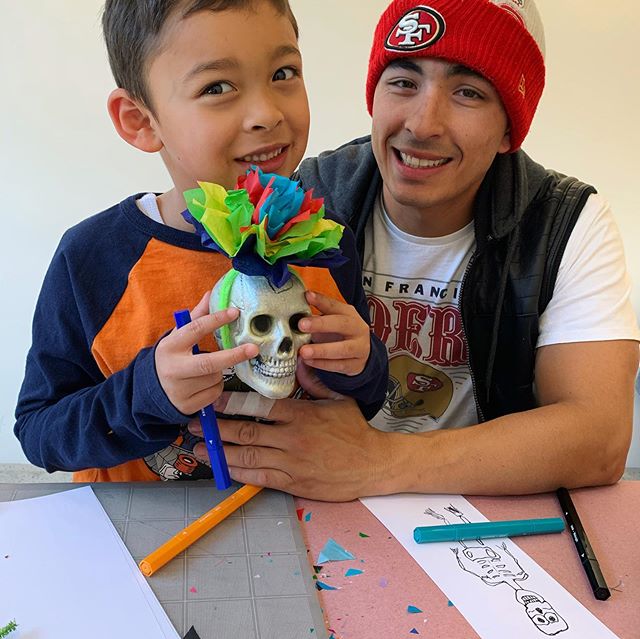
[296,482,639,638]
[2,481,637,638]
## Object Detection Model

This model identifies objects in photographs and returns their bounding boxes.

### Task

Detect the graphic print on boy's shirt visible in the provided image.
[363,198,479,434]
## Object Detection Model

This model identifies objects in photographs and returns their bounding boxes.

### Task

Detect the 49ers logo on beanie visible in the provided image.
[385,6,446,51]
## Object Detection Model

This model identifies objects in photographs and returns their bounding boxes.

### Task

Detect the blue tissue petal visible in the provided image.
[317,538,356,564]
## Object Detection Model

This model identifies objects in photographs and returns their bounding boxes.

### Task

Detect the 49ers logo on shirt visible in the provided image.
[385,6,446,52]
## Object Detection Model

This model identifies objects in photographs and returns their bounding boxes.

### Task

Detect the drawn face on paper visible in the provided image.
[516,590,568,635]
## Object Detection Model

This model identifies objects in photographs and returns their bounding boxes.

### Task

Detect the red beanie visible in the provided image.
[366,0,546,151]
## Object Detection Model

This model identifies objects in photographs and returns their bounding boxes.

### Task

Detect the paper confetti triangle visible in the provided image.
[315,580,338,591]
[183,627,202,639]
[305,512,312,522]
[345,568,364,577]
[447,600,455,607]
[317,538,356,564]
[358,532,370,538]
[189,586,198,593]
[296,508,305,521]
[313,565,323,573]
[410,629,420,635]
[407,605,422,614]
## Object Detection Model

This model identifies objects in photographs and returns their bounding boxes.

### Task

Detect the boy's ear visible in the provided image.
[107,88,163,153]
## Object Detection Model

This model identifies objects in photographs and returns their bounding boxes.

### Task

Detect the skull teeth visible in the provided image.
[251,356,296,379]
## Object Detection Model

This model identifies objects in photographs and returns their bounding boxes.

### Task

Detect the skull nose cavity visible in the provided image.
[278,337,293,355]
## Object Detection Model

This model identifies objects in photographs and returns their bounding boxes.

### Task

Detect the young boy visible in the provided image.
[14,0,387,482]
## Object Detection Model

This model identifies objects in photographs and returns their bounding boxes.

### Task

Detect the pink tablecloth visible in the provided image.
[295,482,639,639]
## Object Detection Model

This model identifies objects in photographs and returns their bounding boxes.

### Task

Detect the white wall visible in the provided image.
[1,1,639,466]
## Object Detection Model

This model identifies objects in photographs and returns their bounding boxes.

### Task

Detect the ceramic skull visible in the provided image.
[210,271,312,398]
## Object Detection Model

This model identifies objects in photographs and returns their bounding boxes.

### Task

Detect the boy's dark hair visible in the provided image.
[102,0,299,112]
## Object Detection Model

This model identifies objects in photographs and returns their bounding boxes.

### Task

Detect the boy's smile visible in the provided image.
[143,1,309,228]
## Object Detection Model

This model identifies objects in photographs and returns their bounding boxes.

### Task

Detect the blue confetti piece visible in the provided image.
[305,512,312,522]
[410,629,420,635]
[317,538,356,564]
[407,605,422,614]
[447,600,455,607]
[345,568,364,577]
[315,580,338,591]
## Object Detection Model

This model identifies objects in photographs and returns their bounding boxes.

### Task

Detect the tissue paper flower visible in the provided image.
[182,167,346,287]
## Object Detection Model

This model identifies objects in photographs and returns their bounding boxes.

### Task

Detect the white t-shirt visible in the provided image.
[363,193,640,433]
[136,193,164,224]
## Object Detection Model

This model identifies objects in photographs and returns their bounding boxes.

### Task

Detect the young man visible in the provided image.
[14,0,387,482]
[195,0,640,500]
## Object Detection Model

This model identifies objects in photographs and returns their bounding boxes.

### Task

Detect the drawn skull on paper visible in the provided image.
[516,590,569,635]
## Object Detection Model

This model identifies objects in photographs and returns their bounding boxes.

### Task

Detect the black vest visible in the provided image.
[297,138,596,422]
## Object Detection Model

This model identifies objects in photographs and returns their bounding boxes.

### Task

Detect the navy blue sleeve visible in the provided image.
[14,244,185,472]
[314,223,388,420]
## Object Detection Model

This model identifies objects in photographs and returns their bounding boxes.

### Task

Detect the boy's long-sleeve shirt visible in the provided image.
[15,195,387,481]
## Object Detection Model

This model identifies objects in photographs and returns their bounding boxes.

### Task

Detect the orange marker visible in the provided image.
[139,483,263,576]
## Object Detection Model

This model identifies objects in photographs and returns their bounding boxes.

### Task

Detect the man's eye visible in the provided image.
[202,81,234,96]
[273,66,297,81]
[390,79,416,90]
[458,87,483,99]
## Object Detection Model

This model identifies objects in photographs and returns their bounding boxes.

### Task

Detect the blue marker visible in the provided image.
[174,309,232,490]
[413,517,565,544]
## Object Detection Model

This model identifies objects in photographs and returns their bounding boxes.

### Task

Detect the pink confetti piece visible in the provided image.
[189,586,198,593]
[379,577,389,588]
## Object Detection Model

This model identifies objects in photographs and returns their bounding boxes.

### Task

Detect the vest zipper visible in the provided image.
[459,249,486,424]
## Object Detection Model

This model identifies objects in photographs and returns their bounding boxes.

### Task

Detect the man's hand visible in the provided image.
[155,292,259,415]
[189,393,394,501]
[297,290,371,376]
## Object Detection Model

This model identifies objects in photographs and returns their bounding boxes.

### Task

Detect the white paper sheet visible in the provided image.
[361,494,618,639]
[0,486,179,639]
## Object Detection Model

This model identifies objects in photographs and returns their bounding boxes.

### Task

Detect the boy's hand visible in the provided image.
[297,290,371,376]
[155,292,259,415]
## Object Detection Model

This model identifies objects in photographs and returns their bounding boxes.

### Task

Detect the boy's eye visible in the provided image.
[273,66,297,82]
[202,81,234,96]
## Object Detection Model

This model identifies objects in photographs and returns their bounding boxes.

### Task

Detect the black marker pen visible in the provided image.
[557,487,610,601]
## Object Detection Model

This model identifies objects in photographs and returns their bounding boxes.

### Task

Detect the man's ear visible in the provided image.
[498,128,511,154]
[107,88,163,153]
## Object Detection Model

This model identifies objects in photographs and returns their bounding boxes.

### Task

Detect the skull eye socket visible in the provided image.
[250,314,273,335]
[289,313,308,334]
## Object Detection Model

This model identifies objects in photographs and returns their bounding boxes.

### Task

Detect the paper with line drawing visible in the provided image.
[361,494,618,639]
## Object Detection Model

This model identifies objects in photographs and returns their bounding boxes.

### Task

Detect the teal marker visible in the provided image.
[413,517,565,544]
